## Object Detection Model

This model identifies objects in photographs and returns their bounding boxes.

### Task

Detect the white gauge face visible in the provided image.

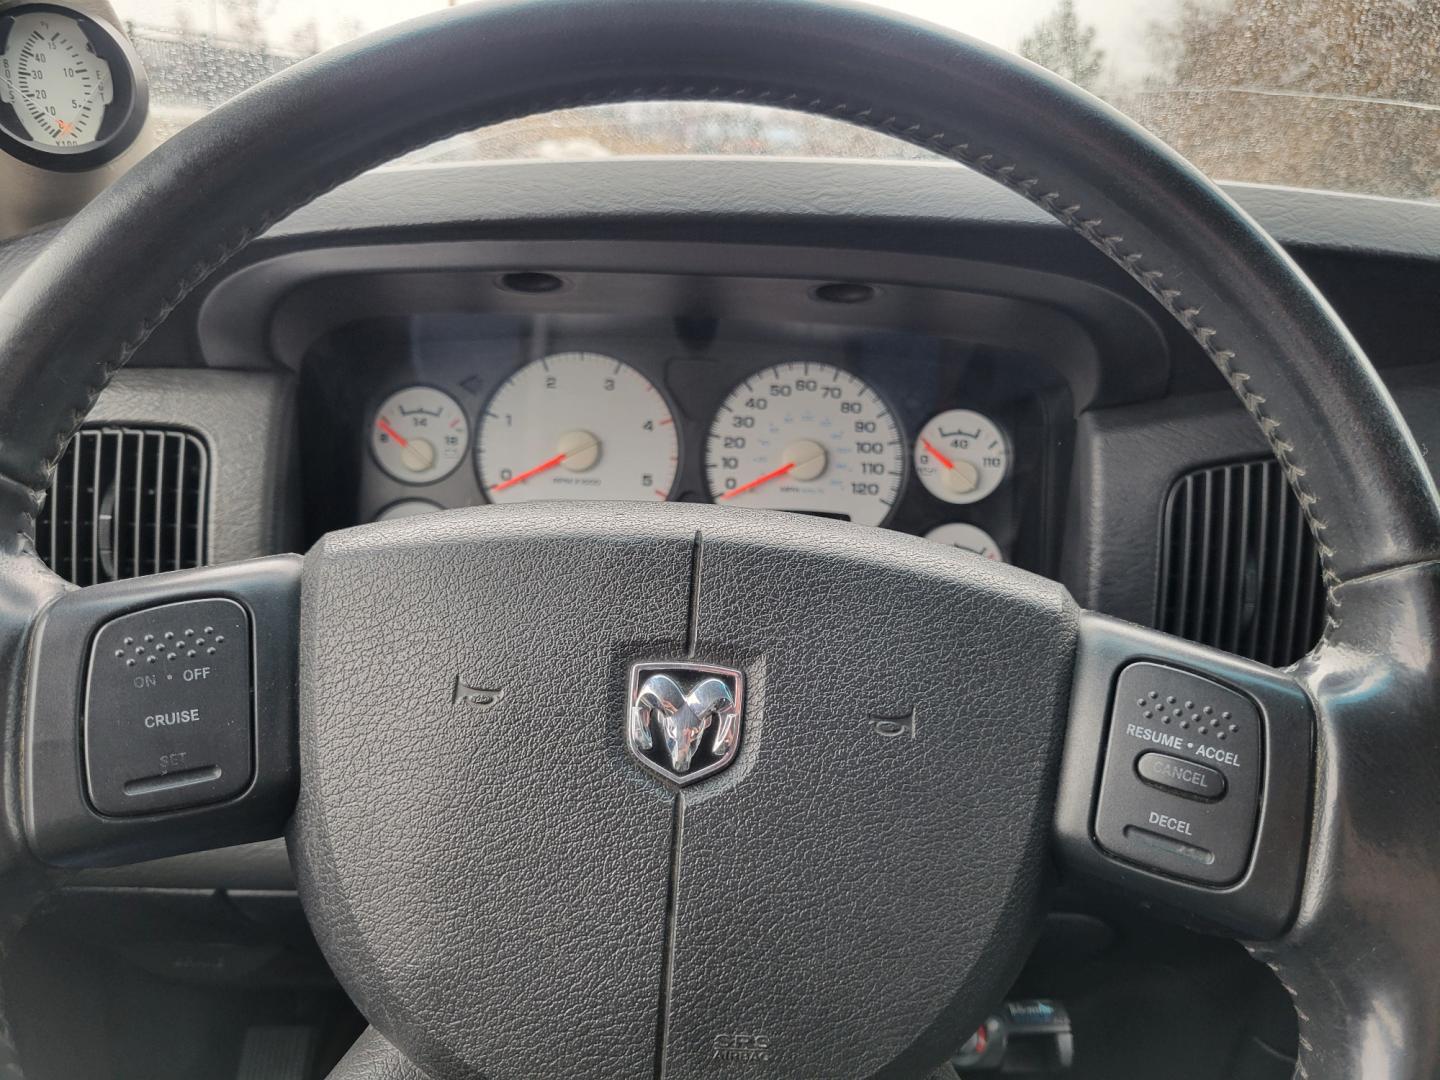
[924,523,1004,562]
[375,499,444,522]
[914,409,1011,505]
[476,352,679,503]
[706,362,904,527]
[370,386,470,484]
[0,12,113,147]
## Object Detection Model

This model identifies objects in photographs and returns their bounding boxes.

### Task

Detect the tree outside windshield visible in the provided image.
[110,0,1440,202]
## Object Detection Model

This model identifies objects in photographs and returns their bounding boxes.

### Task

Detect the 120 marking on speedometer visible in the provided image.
[705,361,904,527]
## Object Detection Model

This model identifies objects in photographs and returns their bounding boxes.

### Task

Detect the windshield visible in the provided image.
[111,0,1439,202]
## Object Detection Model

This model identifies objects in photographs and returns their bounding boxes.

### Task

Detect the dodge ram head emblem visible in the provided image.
[627,662,744,784]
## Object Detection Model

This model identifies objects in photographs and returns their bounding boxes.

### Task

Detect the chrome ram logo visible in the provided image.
[626,662,744,784]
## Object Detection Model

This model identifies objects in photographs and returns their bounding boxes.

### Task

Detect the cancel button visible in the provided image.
[1136,752,1226,802]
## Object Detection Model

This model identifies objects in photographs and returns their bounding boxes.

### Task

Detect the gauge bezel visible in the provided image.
[923,521,1005,562]
[368,383,471,486]
[0,3,148,171]
[474,352,683,504]
[374,498,445,522]
[703,359,907,528]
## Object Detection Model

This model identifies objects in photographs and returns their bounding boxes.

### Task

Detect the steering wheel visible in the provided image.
[2,2,1438,1078]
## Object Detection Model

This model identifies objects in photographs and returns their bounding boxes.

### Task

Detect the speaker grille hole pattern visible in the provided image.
[1133,689,1240,740]
[1157,459,1325,667]
[108,623,231,668]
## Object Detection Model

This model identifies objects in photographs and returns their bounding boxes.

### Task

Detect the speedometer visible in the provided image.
[705,362,904,527]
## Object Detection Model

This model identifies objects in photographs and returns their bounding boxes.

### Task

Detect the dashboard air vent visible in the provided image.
[35,427,210,586]
[1157,459,1325,668]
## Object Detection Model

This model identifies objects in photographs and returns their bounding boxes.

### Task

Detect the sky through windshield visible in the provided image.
[109,0,1440,202]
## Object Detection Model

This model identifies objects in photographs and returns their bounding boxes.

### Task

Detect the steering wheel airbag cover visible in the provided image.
[292,503,1076,1079]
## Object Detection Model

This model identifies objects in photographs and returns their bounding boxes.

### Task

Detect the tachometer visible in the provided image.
[476,352,678,502]
[706,362,904,527]
[0,5,147,170]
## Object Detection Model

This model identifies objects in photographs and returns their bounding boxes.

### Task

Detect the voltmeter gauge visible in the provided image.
[924,522,1004,562]
[370,386,470,484]
[914,409,1010,505]
[0,4,148,170]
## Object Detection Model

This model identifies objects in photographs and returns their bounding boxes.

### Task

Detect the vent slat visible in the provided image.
[190,439,209,570]
[1158,458,1325,667]
[33,426,209,587]
[1246,462,1272,661]
[175,433,188,573]
[1209,468,1234,648]
[68,434,81,584]
[130,429,143,579]
[1263,466,1289,665]
[92,430,106,587]
[150,431,165,576]
[1172,475,1196,636]
[1223,465,1252,655]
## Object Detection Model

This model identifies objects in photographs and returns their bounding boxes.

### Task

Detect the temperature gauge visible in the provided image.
[914,409,1010,505]
[370,386,469,484]
[924,523,1004,562]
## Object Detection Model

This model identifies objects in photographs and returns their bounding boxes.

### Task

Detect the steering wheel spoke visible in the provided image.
[23,555,301,868]
[1054,613,1313,940]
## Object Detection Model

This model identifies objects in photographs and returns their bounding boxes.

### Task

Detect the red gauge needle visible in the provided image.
[376,417,409,448]
[921,437,955,470]
[492,452,567,492]
[722,460,796,500]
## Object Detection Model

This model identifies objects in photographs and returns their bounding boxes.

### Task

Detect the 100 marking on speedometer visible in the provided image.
[705,361,904,527]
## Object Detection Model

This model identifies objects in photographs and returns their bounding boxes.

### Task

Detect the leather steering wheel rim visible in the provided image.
[1,1,1438,1077]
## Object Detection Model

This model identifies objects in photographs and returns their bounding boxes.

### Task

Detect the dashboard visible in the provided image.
[4,154,1438,886]
[63,155,1435,634]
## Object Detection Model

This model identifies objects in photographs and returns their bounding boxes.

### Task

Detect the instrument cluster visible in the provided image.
[347,317,1060,569]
